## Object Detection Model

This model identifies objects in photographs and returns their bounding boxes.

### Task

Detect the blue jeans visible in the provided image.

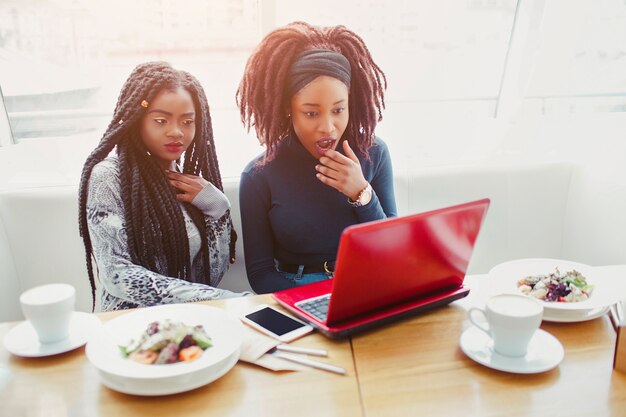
[279,270,331,286]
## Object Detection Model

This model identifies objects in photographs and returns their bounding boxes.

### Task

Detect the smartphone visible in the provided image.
[241,304,313,342]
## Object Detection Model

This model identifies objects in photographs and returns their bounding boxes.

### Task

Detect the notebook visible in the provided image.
[272,198,490,338]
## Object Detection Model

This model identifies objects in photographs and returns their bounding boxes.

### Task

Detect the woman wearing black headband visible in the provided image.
[237,22,397,293]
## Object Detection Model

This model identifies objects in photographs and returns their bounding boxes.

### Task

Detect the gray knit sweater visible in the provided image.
[86,157,247,311]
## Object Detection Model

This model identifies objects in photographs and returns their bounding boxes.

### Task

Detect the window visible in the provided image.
[522,0,626,115]
[274,0,519,168]
[1,0,624,180]
[276,0,517,103]
[0,0,263,177]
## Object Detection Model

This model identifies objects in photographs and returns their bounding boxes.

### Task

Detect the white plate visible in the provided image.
[488,258,608,312]
[86,304,242,392]
[542,306,610,323]
[460,326,564,374]
[3,312,101,357]
[97,349,240,396]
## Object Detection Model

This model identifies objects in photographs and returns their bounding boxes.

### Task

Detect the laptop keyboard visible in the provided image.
[295,294,331,322]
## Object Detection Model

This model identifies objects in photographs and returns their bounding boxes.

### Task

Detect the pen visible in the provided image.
[272,351,347,375]
[275,344,328,357]
[610,301,625,332]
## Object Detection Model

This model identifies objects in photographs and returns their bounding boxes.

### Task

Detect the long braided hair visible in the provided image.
[78,61,236,309]
[237,21,387,162]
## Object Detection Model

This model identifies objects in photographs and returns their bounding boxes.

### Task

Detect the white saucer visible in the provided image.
[460,327,564,374]
[3,312,101,357]
[543,306,609,323]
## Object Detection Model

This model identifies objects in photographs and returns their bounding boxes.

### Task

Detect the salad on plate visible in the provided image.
[119,320,212,365]
[517,267,593,303]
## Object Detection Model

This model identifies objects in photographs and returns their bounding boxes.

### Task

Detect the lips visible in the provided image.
[315,138,336,156]
[164,142,184,153]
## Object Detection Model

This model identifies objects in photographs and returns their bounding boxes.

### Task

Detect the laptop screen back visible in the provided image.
[325,199,490,325]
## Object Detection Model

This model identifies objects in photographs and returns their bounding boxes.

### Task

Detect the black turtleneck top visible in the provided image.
[239,135,397,293]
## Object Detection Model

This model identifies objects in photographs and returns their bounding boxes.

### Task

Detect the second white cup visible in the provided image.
[20,283,76,344]
[468,293,543,357]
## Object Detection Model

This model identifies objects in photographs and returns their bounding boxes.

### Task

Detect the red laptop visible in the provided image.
[272,198,490,338]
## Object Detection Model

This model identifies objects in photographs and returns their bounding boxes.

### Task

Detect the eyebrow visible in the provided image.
[301,99,346,107]
[147,109,195,117]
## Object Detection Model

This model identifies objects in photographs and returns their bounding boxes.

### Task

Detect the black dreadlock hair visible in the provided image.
[78,61,236,310]
[237,21,387,163]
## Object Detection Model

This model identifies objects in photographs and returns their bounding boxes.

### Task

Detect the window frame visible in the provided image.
[0,84,15,147]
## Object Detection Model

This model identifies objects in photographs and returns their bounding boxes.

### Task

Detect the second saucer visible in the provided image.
[460,326,564,374]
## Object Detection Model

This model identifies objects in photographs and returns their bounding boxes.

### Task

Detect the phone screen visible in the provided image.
[245,307,306,336]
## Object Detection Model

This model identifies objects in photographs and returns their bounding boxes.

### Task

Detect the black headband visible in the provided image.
[287,49,351,98]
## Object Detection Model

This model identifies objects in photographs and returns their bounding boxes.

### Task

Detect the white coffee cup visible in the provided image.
[20,284,76,344]
[468,294,543,357]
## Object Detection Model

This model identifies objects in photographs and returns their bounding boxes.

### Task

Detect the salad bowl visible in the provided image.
[86,304,243,395]
[488,258,612,313]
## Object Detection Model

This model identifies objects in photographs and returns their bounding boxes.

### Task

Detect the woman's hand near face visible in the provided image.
[315,140,368,201]
[166,171,209,203]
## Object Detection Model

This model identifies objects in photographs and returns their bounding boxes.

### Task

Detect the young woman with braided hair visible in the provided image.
[237,22,397,293]
[79,61,248,311]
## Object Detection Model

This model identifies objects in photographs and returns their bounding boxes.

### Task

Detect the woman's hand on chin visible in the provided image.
[315,140,368,201]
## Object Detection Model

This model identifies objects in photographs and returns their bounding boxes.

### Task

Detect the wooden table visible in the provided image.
[1,276,624,417]
[0,295,362,417]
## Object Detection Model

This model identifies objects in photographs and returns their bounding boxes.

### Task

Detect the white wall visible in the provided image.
[494,112,626,266]
[2,111,626,321]
[0,186,93,316]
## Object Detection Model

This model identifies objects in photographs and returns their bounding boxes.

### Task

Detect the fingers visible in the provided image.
[170,178,196,203]
[320,141,357,164]
[175,193,193,203]
[315,172,342,191]
[165,171,198,183]
[315,165,353,194]
[315,163,340,181]
[320,142,360,169]
[169,179,191,192]
[316,141,367,197]
[170,180,195,203]
[316,170,359,196]
[317,146,359,181]
[321,149,351,166]
[318,156,343,173]
[318,152,353,178]
[166,172,192,190]
[166,171,195,201]
[342,140,359,163]
[165,171,207,196]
